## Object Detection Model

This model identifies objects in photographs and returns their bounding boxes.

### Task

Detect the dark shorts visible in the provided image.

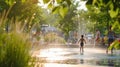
[108,38,114,47]
[80,42,84,47]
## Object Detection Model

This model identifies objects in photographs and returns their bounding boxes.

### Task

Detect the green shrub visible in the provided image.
[0,7,38,67]
[109,40,120,50]
[44,32,66,44]
[0,32,33,67]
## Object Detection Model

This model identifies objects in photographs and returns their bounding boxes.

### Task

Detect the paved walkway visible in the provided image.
[43,63,110,67]
[32,43,120,67]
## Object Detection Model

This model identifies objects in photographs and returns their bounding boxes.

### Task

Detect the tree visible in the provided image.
[85,0,120,35]
[42,0,72,18]
[85,6,111,35]
[0,0,45,32]
[85,0,120,49]
[0,0,41,22]
[58,1,78,40]
[0,0,9,12]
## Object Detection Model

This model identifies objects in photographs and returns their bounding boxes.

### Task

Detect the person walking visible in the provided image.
[77,35,86,54]
[94,29,100,46]
[106,26,116,54]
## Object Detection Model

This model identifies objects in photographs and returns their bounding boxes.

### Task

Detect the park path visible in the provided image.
[32,43,120,67]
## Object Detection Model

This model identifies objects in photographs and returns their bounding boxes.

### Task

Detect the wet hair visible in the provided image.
[81,35,84,37]
[109,25,112,30]
[109,25,112,29]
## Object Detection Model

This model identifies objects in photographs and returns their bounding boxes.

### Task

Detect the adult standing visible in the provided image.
[106,26,116,54]
[94,29,100,46]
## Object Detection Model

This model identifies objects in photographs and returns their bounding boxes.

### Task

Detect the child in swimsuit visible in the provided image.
[78,35,86,53]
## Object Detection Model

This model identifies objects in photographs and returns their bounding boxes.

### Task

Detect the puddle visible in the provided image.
[37,58,120,66]
[35,48,120,66]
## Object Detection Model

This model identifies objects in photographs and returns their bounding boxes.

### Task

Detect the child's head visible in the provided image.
[96,29,99,31]
[81,35,84,38]
[109,25,112,31]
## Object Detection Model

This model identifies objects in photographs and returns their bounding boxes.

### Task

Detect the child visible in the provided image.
[78,35,86,53]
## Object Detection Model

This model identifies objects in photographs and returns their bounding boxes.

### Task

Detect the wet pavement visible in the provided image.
[32,44,120,67]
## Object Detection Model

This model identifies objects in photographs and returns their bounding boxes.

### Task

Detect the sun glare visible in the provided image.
[37,48,70,61]
[38,0,87,10]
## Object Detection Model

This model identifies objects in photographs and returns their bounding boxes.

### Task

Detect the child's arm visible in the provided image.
[84,39,86,44]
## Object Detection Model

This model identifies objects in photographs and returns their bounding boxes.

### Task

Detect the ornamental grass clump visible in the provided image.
[0,32,33,67]
[0,9,36,67]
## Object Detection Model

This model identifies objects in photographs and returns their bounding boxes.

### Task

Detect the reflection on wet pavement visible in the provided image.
[34,47,120,66]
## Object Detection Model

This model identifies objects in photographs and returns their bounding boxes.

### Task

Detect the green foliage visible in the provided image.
[8,0,40,21]
[43,0,72,17]
[56,0,62,3]
[0,32,32,67]
[0,0,9,12]
[59,6,68,18]
[86,0,120,36]
[43,0,50,4]
[0,1,43,67]
[112,21,120,34]
[58,2,78,39]
[52,4,69,18]
[109,8,119,18]
[86,0,120,20]
[0,0,42,25]
[109,40,120,50]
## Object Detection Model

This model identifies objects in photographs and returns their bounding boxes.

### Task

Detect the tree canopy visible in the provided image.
[85,0,120,35]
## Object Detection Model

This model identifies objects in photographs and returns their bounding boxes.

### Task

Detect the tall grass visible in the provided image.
[0,32,32,67]
[0,8,37,67]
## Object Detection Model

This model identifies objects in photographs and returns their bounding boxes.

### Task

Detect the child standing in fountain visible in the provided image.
[78,35,86,53]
